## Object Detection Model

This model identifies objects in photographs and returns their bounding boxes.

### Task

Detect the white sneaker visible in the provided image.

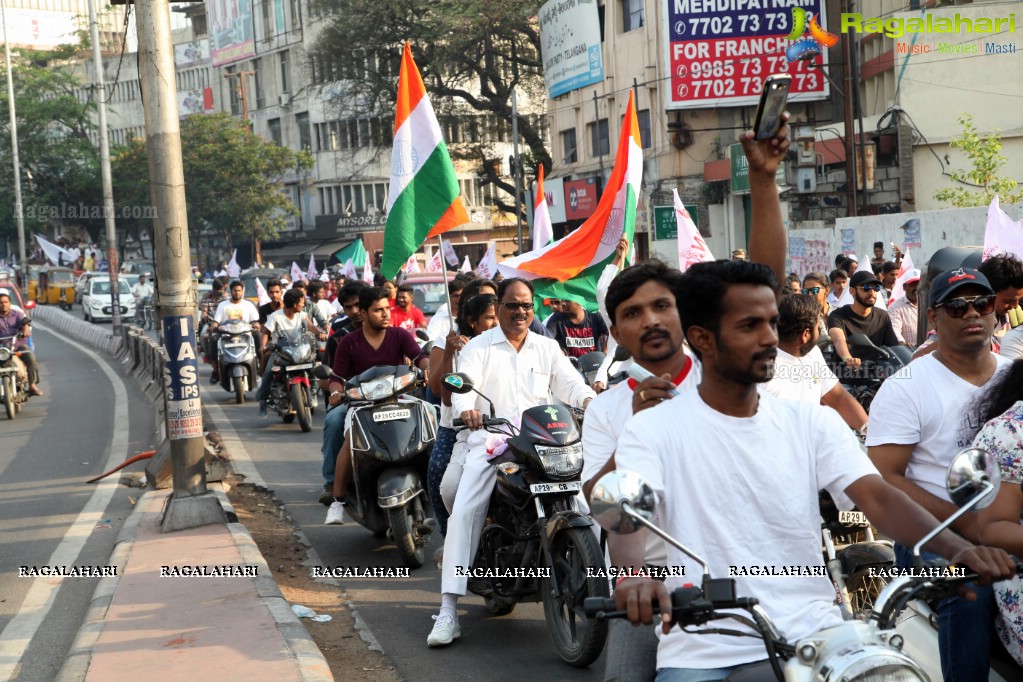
[324,501,345,525]
[426,614,460,647]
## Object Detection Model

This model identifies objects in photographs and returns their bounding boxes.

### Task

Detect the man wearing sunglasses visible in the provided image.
[868,267,1009,681]
[827,270,900,369]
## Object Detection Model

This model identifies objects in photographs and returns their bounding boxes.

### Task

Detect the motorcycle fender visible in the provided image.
[377,468,423,509]
[288,376,310,387]
[545,510,592,539]
[230,365,247,378]
[838,541,896,576]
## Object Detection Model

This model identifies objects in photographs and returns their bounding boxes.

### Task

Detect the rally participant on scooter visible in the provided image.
[610,259,1016,681]
[257,288,326,417]
[0,288,41,396]
[426,277,596,647]
[209,280,261,384]
[323,286,430,524]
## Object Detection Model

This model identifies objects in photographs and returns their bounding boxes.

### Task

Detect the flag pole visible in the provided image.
[436,235,458,372]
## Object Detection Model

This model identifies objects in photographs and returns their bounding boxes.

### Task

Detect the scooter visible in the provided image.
[215,320,259,404]
[584,447,1020,681]
[318,364,436,568]
[444,371,609,668]
[264,327,319,432]
[0,335,29,420]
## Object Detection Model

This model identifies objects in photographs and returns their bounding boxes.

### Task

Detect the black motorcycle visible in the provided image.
[0,335,28,419]
[265,327,319,432]
[822,333,911,411]
[444,372,609,668]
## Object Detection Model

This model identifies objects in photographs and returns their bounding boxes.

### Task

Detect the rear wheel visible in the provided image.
[846,567,891,614]
[388,496,426,569]
[541,527,609,668]
[292,384,312,432]
[233,376,245,404]
[3,376,15,420]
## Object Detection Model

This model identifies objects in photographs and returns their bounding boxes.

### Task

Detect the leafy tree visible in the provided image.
[0,43,105,244]
[113,113,313,252]
[307,0,549,215]
[934,113,1023,207]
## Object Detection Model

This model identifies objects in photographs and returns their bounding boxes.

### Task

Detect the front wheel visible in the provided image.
[233,375,245,404]
[541,527,609,668]
[3,376,15,420]
[292,383,312,432]
[388,496,426,569]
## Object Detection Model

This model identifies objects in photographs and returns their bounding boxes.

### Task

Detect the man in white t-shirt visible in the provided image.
[611,260,1014,680]
[868,267,1010,681]
[209,280,261,383]
[764,293,867,431]
[256,288,326,416]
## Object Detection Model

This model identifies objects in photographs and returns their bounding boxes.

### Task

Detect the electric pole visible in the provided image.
[137,0,225,530]
[2,0,28,288]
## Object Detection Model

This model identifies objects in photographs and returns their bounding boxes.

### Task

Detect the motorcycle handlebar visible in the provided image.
[583,590,759,621]
[451,416,506,430]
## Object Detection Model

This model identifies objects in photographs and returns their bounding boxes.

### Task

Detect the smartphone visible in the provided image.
[753,74,792,140]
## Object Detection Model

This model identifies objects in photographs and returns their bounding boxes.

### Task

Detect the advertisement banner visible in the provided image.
[544,177,567,224]
[178,89,215,117]
[174,40,210,68]
[538,0,604,98]
[162,316,203,440]
[663,0,830,110]
[563,177,600,221]
[0,9,79,50]
[208,0,255,66]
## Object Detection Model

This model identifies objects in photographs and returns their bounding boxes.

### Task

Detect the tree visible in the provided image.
[112,113,313,253]
[0,43,105,244]
[934,113,1023,208]
[307,0,549,215]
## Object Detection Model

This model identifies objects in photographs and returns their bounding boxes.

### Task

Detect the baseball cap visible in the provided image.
[904,268,921,285]
[929,268,994,308]
[849,270,880,288]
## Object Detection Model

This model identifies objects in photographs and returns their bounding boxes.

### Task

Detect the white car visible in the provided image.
[83,277,135,323]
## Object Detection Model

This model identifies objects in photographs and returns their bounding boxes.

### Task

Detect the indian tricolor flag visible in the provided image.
[382,43,468,279]
[532,165,554,251]
[499,91,643,310]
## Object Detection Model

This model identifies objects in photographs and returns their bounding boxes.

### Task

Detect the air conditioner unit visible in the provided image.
[279,93,291,107]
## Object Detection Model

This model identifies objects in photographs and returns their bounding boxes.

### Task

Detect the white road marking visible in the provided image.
[0,326,128,680]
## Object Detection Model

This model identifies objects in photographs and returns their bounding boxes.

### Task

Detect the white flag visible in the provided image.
[889,249,918,302]
[460,255,472,273]
[362,258,374,284]
[290,261,304,284]
[532,166,554,251]
[426,250,442,272]
[307,254,318,280]
[442,239,459,267]
[226,249,241,277]
[342,259,358,279]
[475,242,498,279]
[34,234,75,266]
[404,254,421,274]
[983,196,1023,261]
[254,277,270,306]
[673,190,713,272]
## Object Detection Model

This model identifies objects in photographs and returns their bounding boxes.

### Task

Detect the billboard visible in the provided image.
[539,0,604,98]
[663,0,830,110]
[174,40,210,68]
[207,0,255,66]
[178,88,215,117]
[0,9,79,50]
[564,177,599,221]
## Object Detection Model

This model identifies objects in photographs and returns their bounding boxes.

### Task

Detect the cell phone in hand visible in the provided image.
[753,74,792,140]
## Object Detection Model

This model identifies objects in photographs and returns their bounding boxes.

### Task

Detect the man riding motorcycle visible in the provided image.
[208,280,261,384]
[0,288,41,396]
[257,288,326,417]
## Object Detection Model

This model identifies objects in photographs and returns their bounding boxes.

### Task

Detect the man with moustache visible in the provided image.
[828,269,900,369]
[608,260,1016,680]
[886,270,921,348]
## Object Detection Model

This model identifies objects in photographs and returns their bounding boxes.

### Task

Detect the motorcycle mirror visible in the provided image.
[846,333,876,349]
[24,300,36,311]
[613,345,632,362]
[589,470,656,535]
[568,356,582,370]
[946,447,1001,510]
[415,329,430,342]
[311,364,333,380]
[442,373,474,394]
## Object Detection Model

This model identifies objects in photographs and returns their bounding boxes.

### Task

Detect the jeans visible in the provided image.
[895,543,995,682]
[427,426,456,536]
[604,619,658,682]
[255,363,274,402]
[19,350,40,386]
[654,664,748,682]
[321,403,350,487]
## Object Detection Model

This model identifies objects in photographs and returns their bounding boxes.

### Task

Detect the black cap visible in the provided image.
[929,268,994,308]
[849,270,880,288]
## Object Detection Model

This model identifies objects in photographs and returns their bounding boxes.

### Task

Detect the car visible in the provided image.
[82,276,135,323]
[400,271,457,320]
[0,274,34,313]
[123,260,156,277]
[239,268,287,305]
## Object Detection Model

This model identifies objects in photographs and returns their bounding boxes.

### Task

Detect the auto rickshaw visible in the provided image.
[31,266,77,309]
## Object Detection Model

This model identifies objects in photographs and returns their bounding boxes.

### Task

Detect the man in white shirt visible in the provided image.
[611,260,1014,679]
[764,293,867,431]
[868,267,1010,681]
[886,270,920,348]
[131,273,154,306]
[256,288,326,416]
[427,277,596,647]
[209,280,261,384]
[425,279,465,342]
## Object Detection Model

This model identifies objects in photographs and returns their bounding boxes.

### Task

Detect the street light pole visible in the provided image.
[1,0,28,287]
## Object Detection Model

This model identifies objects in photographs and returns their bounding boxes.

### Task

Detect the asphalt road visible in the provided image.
[201,370,608,682]
[0,323,159,681]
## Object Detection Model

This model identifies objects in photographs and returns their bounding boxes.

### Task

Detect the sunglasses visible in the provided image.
[501,301,534,311]
[935,294,996,318]
[858,284,883,292]
[802,287,822,295]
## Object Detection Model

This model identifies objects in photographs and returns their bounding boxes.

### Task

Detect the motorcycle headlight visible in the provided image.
[820,646,927,682]
[536,442,584,478]
[358,376,395,401]
[0,347,10,363]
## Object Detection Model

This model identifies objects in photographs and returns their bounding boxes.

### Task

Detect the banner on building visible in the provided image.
[208,0,255,66]
[538,0,604,98]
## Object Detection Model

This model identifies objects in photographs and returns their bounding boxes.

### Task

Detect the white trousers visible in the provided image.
[440,445,495,596]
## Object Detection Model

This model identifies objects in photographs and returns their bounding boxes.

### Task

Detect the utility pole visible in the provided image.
[137,0,225,530]
[86,0,122,334]
[224,70,260,265]
[842,0,859,218]
[511,89,523,254]
[1,0,27,288]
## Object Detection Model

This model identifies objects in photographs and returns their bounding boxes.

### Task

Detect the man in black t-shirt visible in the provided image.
[258,279,285,326]
[545,299,609,358]
[828,270,900,369]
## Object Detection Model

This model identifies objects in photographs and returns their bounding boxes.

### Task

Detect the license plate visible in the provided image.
[839,510,869,526]
[529,481,582,495]
[373,408,411,422]
[287,363,314,370]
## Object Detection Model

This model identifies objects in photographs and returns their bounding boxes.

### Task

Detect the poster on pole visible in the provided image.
[538,0,604,98]
[663,0,830,110]
[207,0,256,67]
[162,316,203,440]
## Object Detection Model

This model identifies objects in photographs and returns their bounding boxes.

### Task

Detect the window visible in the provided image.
[267,118,282,146]
[622,0,644,32]
[637,109,652,150]
[560,128,578,164]
[279,51,289,93]
[225,66,240,116]
[261,0,273,39]
[588,119,610,158]
[288,0,300,31]
[296,112,311,150]
[252,58,264,109]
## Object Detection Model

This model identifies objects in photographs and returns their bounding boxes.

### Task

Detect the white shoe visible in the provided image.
[324,501,345,525]
[427,614,460,647]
